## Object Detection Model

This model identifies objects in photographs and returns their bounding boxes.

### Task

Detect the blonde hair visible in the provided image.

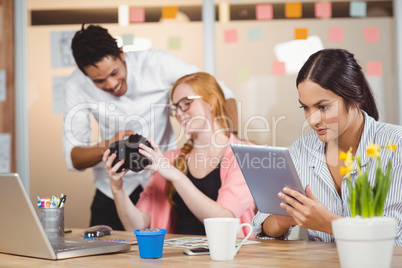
[166,72,231,206]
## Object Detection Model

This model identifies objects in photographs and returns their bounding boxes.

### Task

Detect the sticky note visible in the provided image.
[364,27,380,42]
[162,6,178,19]
[285,2,302,18]
[168,37,181,50]
[315,2,332,18]
[224,29,238,43]
[130,7,145,23]
[236,67,250,82]
[294,28,308,40]
[328,27,344,43]
[248,28,262,42]
[272,61,286,76]
[367,62,382,77]
[350,2,366,17]
[121,33,134,46]
[256,4,273,20]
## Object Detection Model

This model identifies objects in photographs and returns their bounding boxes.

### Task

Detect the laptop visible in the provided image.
[230,144,305,216]
[0,173,131,260]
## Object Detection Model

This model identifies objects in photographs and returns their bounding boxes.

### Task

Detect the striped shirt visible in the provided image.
[252,111,402,246]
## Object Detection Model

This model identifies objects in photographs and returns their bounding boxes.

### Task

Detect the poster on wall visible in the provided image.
[50,31,76,69]
[52,76,69,114]
[0,133,11,173]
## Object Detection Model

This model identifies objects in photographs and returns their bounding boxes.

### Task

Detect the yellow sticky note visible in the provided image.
[236,67,250,82]
[285,3,302,18]
[162,6,178,19]
[294,28,308,40]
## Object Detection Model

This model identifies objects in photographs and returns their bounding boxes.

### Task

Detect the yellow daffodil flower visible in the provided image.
[340,142,395,218]
[366,142,381,159]
[339,147,353,178]
[384,143,397,151]
[340,166,351,179]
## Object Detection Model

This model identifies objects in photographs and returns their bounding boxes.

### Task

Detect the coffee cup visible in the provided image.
[204,218,252,261]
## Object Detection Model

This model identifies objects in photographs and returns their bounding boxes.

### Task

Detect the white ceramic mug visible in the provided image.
[204,217,252,261]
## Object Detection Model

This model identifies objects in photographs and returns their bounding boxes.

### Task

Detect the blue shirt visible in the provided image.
[252,111,402,246]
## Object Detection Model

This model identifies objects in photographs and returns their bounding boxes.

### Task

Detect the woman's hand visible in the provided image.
[278,185,341,234]
[102,149,129,193]
[139,138,180,181]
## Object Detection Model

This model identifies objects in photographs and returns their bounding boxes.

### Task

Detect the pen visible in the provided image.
[59,194,67,208]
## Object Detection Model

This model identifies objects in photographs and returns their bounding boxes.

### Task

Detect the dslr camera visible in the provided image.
[109,134,153,172]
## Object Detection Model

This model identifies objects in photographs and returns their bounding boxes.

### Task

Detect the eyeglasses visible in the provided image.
[169,95,202,117]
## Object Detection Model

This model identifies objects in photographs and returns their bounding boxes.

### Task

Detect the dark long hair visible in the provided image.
[71,24,122,75]
[296,48,379,120]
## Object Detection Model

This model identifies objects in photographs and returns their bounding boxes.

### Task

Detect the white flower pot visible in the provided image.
[332,217,397,268]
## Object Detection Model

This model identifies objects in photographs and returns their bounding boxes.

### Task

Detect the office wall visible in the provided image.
[215,18,395,147]
[27,1,397,228]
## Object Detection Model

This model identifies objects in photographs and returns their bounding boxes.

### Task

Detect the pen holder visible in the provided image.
[38,207,64,237]
[134,228,166,258]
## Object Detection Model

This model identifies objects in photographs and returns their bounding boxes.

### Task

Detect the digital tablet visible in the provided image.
[231,144,305,216]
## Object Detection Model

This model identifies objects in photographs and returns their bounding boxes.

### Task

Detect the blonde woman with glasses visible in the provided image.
[103,72,255,236]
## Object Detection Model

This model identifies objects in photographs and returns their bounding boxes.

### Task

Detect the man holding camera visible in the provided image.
[62,24,238,230]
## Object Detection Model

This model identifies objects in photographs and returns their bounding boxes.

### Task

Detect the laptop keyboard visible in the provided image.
[50,238,90,252]
[52,243,89,252]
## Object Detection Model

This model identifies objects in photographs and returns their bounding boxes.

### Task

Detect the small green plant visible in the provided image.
[339,142,397,218]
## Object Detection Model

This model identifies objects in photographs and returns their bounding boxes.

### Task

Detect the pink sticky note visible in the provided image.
[315,2,332,18]
[256,4,273,20]
[364,27,380,42]
[272,61,286,75]
[130,8,145,23]
[224,29,238,43]
[367,61,382,76]
[328,27,344,43]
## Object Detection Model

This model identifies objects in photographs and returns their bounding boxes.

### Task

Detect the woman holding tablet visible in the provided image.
[252,48,402,246]
[103,72,255,236]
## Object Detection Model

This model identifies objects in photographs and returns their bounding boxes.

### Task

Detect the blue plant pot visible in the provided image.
[134,228,167,259]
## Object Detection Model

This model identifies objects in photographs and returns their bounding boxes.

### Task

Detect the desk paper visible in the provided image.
[0,133,11,173]
[168,37,181,50]
[164,237,259,248]
[285,2,302,18]
[256,4,273,20]
[130,7,145,23]
[0,69,5,102]
[350,2,366,17]
[50,31,76,69]
[248,27,262,42]
[295,28,308,40]
[274,35,324,75]
[122,33,134,46]
[328,27,344,43]
[272,61,286,76]
[224,29,238,43]
[364,27,380,43]
[52,76,69,114]
[236,67,250,82]
[315,2,332,18]
[367,61,382,77]
[162,6,178,19]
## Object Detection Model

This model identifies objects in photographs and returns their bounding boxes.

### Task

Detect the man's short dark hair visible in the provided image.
[71,24,121,74]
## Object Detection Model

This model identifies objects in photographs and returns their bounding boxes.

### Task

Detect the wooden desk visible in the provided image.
[1,228,401,267]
